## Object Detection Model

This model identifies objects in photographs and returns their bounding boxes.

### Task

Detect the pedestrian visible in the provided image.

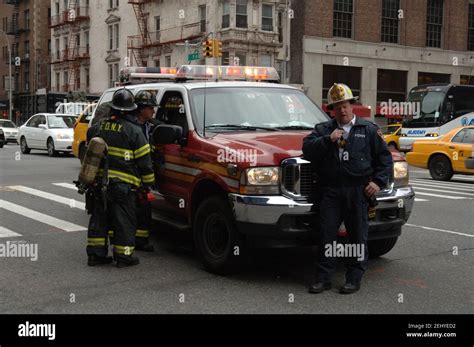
[302,83,393,294]
[86,88,155,268]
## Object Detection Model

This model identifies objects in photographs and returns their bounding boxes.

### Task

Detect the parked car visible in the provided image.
[18,113,77,157]
[0,119,19,144]
[406,126,474,180]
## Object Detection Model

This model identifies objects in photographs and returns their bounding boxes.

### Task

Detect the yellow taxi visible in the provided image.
[381,123,402,150]
[72,103,96,162]
[406,126,474,180]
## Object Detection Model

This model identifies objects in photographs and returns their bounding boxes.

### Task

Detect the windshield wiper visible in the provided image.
[274,125,314,130]
[205,124,279,131]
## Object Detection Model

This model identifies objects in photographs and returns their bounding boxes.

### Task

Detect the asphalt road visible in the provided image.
[0,143,473,314]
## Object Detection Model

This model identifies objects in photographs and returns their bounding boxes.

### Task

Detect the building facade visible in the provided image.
[291,0,474,121]
[1,0,51,120]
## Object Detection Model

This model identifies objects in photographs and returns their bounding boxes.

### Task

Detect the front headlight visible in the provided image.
[394,161,409,187]
[57,133,72,140]
[239,167,280,195]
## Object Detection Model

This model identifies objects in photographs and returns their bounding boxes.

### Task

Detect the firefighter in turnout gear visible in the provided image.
[86,88,155,267]
[133,90,159,252]
[302,83,393,294]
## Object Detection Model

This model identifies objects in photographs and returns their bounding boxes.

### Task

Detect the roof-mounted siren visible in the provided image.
[175,65,280,82]
[118,67,178,85]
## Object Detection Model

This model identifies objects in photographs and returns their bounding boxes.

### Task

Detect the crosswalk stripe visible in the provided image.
[0,200,86,232]
[414,198,429,202]
[410,181,473,192]
[414,192,469,200]
[0,226,22,238]
[406,224,474,238]
[410,179,474,188]
[52,183,78,190]
[8,186,85,210]
[411,186,474,197]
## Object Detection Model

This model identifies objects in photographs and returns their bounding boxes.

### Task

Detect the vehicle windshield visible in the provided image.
[189,87,328,134]
[47,115,77,129]
[0,120,17,128]
[403,90,445,128]
[381,126,399,135]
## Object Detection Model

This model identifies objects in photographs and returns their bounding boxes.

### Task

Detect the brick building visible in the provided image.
[290,0,474,122]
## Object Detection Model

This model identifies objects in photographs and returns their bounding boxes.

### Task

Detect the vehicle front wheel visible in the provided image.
[20,137,30,154]
[368,236,398,258]
[47,138,58,157]
[193,196,248,275]
[429,155,453,181]
[0,141,4,148]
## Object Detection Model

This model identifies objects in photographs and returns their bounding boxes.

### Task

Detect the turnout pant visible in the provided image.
[87,181,137,260]
[316,185,369,284]
[135,200,152,248]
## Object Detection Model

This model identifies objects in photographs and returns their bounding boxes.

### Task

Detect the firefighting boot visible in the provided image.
[88,255,113,266]
[116,255,140,268]
[135,241,154,252]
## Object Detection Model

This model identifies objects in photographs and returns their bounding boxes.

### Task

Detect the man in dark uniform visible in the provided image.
[133,90,159,252]
[303,83,393,294]
[86,88,155,268]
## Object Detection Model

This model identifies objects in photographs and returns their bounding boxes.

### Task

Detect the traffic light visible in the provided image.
[202,40,213,58]
[213,39,223,58]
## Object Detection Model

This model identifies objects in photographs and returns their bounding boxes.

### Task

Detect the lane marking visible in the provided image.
[414,198,429,202]
[411,186,474,197]
[410,179,474,188]
[0,200,86,232]
[414,192,469,199]
[406,223,474,238]
[52,183,78,190]
[0,226,22,238]
[409,181,473,192]
[8,185,85,210]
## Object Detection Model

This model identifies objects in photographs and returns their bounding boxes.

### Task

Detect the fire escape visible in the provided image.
[49,0,90,92]
[5,0,25,95]
[128,0,151,67]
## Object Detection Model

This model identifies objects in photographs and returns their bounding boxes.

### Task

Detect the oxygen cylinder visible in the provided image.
[78,137,108,186]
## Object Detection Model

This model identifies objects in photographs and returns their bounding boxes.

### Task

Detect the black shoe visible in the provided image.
[116,256,140,268]
[308,281,332,294]
[340,282,361,294]
[135,243,154,252]
[88,255,113,266]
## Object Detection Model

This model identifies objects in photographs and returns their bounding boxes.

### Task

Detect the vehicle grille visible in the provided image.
[281,159,318,199]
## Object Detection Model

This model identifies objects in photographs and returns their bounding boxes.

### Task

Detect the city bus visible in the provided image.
[399,84,474,151]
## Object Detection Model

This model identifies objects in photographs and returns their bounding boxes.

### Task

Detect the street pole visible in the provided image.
[0,30,13,121]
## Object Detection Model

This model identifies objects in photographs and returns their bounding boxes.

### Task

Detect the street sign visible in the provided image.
[188,52,201,61]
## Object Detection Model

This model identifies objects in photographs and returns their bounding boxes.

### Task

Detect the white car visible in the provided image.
[0,119,19,144]
[18,113,77,157]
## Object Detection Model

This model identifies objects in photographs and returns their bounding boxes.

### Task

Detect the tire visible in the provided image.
[368,237,398,258]
[387,142,398,151]
[193,196,248,275]
[79,143,86,164]
[20,136,31,154]
[429,154,453,181]
[47,138,58,157]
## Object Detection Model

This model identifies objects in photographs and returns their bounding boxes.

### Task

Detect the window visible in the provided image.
[277,11,283,43]
[235,52,246,66]
[165,55,171,67]
[468,4,474,51]
[155,16,160,31]
[154,59,160,67]
[56,72,60,91]
[24,41,30,58]
[381,0,399,43]
[55,38,60,59]
[199,5,206,33]
[377,69,407,103]
[333,0,353,38]
[426,0,443,48]
[114,63,119,84]
[222,0,230,28]
[461,75,474,85]
[418,72,450,85]
[462,129,474,144]
[262,4,273,31]
[108,64,114,88]
[24,70,29,92]
[236,0,248,28]
[108,25,113,50]
[259,54,272,67]
[157,91,188,134]
[85,68,89,88]
[114,24,120,49]
[322,65,361,101]
[63,71,68,89]
[24,10,30,30]
[452,129,466,143]
[84,31,89,54]
[222,51,230,65]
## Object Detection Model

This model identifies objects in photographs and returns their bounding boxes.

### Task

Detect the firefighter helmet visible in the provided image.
[327,83,359,110]
[135,90,158,107]
[110,88,137,112]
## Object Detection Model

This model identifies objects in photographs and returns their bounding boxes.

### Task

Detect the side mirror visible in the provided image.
[152,124,183,145]
[39,124,47,129]
[445,101,454,113]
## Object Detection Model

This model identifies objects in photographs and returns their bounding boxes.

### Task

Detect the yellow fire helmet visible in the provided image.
[327,83,359,110]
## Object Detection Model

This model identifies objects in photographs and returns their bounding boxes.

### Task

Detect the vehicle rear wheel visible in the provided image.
[429,155,453,181]
[20,136,30,154]
[193,196,248,275]
[368,237,398,258]
[47,138,58,157]
[387,142,398,151]
[0,141,4,149]
[79,143,86,164]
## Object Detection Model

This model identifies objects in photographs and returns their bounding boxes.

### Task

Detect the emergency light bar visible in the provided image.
[175,65,280,82]
[119,67,178,84]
